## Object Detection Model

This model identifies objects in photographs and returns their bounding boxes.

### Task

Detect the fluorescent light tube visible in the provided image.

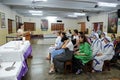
[74,13,86,16]
[33,0,47,2]
[68,15,77,17]
[98,2,118,7]
[32,13,43,15]
[29,10,42,13]
[46,16,57,19]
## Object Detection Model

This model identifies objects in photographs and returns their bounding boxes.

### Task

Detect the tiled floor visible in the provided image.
[23,39,120,80]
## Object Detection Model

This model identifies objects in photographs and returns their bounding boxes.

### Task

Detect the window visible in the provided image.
[51,23,64,31]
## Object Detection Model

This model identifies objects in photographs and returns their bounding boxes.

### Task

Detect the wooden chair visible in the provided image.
[82,60,93,73]
[103,60,110,71]
[64,60,72,74]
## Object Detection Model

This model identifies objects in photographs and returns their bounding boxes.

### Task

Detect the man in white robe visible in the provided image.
[93,36,114,72]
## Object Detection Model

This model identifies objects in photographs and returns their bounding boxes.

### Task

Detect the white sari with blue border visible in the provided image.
[91,39,102,57]
[93,42,114,71]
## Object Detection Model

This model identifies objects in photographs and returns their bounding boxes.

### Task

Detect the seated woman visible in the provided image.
[73,34,92,74]
[111,36,120,63]
[53,39,74,73]
[71,29,79,47]
[92,37,114,72]
[49,32,69,74]
[71,30,79,52]
[91,33,102,57]
[111,33,116,42]
[100,32,107,42]
[46,31,63,60]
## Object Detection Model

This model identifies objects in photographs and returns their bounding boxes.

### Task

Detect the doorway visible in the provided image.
[79,22,86,33]
[8,19,13,34]
[93,22,103,36]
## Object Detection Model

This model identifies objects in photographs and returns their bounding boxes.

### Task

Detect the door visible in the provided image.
[80,22,86,32]
[93,22,103,32]
[8,19,13,34]
[93,23,98,32]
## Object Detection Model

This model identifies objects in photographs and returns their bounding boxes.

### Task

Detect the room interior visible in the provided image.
[0,0,120,80]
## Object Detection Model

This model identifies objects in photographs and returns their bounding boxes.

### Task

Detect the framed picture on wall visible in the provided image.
[15,15,19,31]
[0,12,6,28]
[0,12,1,28]
[41,19,48,31]
[108,12,118,33]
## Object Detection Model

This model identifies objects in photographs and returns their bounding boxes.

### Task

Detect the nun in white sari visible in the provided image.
[101,32,107,48]
[93,37,114,72]
[91,33,102,57]
[101,32,107,42]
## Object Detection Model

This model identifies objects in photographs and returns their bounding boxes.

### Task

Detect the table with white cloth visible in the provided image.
[0,41,32,80]
[0,41,31,62]
[0,61,22,80]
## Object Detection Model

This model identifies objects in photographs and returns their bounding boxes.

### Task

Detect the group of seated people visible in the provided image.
[46,29,120,74]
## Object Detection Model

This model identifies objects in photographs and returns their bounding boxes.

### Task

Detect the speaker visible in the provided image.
[118,9,120,18]
[86,16,89,22]
[57,20,62,22]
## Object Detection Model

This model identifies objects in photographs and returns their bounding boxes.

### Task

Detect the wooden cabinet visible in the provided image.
[24,22,35,31]
[51,23,64,31]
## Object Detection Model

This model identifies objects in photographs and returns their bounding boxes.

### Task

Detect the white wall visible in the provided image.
[0,3,23,29]
[77,12,120,36]
[0,3,23,45]
[78,12,108,32]
[23,17,80,34]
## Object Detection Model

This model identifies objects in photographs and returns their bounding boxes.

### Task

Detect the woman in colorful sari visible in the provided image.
[73,34,92,74]
[92,36,114,72]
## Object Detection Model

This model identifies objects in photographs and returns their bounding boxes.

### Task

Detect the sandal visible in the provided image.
[92,70,95,73]
[76,69,82,75]
[49,69,55,74]
[46,57,50,60]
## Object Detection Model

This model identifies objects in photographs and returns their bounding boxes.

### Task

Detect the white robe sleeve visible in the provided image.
[92,40,102,56]
[104,46,114,55]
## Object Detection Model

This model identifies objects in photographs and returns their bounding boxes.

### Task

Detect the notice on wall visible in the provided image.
[0,12,6,28]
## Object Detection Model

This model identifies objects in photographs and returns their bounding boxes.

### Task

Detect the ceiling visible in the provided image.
[0,0,120,18]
